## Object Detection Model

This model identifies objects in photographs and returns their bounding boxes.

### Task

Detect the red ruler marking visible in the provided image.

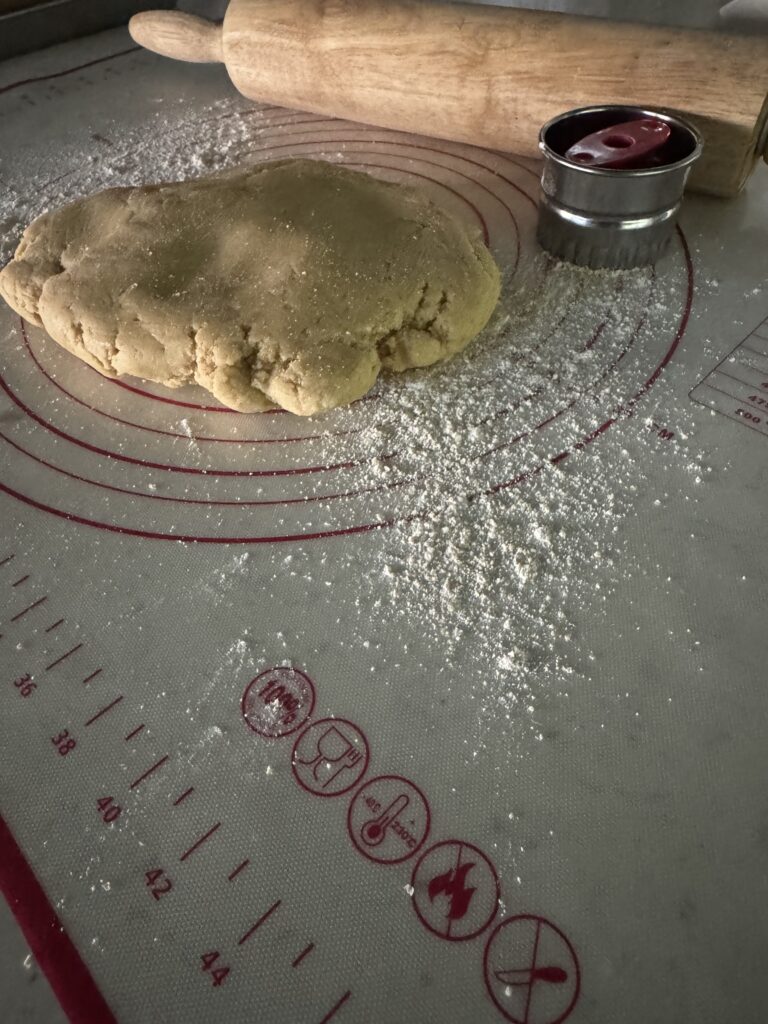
[318,990,352,1024]
[237,900,282,946]
[45,643,83,671]
[179,822,221,862]
[523,918,544,1024]
[0,46,140,97]
[124,724,145,742]
[84,695,123,727]
[10,595,47,622]
[82,668,102,685]
[172,787,194,807]
[129,755,169,790]
[227,858,249,881]
[292,943,315,969]
[742,343,768,359]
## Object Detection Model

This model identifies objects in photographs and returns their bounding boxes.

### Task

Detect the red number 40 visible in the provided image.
[97,796,121,823]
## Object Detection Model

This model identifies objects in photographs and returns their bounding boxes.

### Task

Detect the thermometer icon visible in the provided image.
[360,793,410,846]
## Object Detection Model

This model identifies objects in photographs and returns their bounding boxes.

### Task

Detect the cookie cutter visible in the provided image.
[537,105,703,269]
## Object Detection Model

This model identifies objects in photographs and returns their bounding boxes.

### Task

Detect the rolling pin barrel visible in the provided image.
[129,0,768,197]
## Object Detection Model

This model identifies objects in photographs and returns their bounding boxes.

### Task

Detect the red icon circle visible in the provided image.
[483,914,580,1024]
[347,775,431,865]
[241,667,316,739]
[291,718,370,797]
[411,840,500,942]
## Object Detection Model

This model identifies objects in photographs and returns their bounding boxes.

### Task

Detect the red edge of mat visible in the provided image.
[0,815,118,1024]
[0,43,137,1024]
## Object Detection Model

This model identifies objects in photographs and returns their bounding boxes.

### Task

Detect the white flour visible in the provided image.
[0,98,708,746]
[319,258,704,740]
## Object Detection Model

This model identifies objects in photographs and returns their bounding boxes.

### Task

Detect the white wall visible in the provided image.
[178,0,768,32]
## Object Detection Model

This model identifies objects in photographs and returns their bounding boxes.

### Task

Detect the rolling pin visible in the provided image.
[129,0,768,197]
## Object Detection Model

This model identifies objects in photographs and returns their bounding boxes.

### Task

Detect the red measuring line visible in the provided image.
[10,595,47,622]
[237,900,282,946]
[292,943,315,969]
[172,787,194,807]
[712,366,768,391]
[45,618,65,633]
[227,858,249,881]
[522,918,543,1024]
[740,344,768,361]
[45,643,83,671]
[129,755,169,790]
[0,45,139,96]
[124,724,145,741]
[179,822,221,862]
[318,990,352,1024]
[12,575,29,587]
[82,668,102,685]
[84,695,123,727]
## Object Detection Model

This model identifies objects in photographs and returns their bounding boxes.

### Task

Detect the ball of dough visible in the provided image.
[0,159,500,415]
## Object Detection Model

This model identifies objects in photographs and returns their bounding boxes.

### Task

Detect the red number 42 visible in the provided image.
[145,869,173,900]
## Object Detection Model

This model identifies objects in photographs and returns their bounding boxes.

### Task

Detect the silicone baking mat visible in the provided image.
[1,29,767,1024]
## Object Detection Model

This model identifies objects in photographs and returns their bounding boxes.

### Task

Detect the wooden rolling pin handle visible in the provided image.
[128,11,224,63]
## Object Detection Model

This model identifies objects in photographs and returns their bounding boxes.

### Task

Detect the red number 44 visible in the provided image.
[201,951,230,987]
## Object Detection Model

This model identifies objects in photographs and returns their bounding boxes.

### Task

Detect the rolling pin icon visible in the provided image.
[130,0,768,198]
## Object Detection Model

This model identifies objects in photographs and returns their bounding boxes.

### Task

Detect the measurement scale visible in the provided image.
[691,312,768,438]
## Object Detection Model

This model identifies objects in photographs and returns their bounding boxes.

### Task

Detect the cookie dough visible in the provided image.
[0,159,500,415]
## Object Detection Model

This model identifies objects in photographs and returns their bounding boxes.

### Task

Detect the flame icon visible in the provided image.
[427,861,476,921]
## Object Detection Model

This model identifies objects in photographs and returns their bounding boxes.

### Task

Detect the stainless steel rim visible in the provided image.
[538,104,704,177]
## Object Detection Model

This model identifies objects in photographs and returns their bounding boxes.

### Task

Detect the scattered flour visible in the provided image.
[0,97,711,743]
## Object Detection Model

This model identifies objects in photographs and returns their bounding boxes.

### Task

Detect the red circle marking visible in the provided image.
[241,667,316,738]
[476,271,654,463]
[1,343,380,479]
[0,128,696,548]
[346,774,431,865]
[101,369,380,413]
[257,139,525,260]
[411,839,500,942]
[102,372,280,413]
[24,329,359,446]
[483,915,581,1024]
[93,129,525,413]
[291,718,370,797]
[346,160,489,246]
[0,479,399,543]
[246,119,540,204]
[17,173,615,485]
[0,424,403,509]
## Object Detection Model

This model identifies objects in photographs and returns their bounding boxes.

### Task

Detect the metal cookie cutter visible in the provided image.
[537,105,703,269]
